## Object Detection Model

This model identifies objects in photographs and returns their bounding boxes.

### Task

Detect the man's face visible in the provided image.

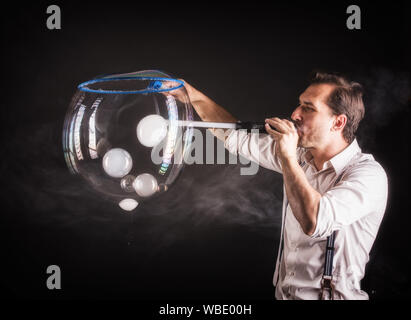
[291,84,336,149]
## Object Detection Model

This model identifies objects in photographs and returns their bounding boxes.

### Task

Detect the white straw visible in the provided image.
[166,120,237,129]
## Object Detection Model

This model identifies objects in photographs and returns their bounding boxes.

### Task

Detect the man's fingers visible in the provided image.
[159,81,185,101]
[284,119,297,131]
[265,123,281,137]
[265,118,288,133]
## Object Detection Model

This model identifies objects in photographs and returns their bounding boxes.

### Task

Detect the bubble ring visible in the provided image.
[78,76,184,94]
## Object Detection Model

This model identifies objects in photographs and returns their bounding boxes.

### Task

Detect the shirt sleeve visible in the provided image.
[310,160,388,239]
[224,129,284,173]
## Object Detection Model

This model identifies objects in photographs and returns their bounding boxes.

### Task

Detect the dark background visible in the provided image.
[1,0,410,304]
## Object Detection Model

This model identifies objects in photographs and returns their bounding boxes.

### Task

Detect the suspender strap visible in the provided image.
[320,231,337,300]
[324,231,336,277]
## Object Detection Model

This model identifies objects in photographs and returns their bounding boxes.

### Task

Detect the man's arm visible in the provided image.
[184,81,237,125]
[169,80,284,173]
[281,157,321,235]
[311,162,388,238]
[265,117,320,235]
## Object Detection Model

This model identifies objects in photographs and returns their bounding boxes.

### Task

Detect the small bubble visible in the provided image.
[118,198,138,211]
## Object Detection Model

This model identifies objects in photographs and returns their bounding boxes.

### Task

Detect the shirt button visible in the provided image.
[288,271,295,277]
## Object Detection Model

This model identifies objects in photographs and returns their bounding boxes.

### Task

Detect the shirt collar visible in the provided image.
[301,139,361,175]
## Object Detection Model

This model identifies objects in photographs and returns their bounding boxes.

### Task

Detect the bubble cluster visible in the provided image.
[63,70,194,211]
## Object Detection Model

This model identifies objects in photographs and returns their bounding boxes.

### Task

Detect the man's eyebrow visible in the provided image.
[299,99,314,107]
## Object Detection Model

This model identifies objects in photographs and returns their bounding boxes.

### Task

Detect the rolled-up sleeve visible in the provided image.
[224,129,284,173]
[310,161,388,238]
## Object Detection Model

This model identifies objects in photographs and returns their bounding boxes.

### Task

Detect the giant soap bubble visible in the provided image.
[63,70,194,211]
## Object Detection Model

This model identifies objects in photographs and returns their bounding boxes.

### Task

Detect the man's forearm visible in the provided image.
[188,87,237,123]
[281,157,321,235]
[185,84,237,141]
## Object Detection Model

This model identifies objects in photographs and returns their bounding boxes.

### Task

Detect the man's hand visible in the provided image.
[161,79,203,106]
[265,117,299,163]
[161,79,191,103]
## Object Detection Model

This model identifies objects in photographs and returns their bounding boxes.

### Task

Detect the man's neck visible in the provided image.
[309,139,350,171]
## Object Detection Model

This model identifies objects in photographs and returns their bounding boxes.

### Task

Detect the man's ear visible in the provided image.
[333,114,347,132]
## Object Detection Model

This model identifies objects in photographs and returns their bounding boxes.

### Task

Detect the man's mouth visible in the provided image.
[295,123,304,136]
[292,120,301,130]
[283,118,303,135]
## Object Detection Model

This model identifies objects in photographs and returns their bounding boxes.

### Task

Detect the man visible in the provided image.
[174,72,388,300]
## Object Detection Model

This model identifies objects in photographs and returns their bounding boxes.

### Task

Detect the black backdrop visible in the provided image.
[1,0,410,305]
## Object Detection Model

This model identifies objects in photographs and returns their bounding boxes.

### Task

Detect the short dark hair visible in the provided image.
[309,72,365,143]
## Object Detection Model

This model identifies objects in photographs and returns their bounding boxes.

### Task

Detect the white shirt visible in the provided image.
[224,130,388,300]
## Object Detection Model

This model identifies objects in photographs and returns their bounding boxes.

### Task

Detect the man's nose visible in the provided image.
[291,107,302,122]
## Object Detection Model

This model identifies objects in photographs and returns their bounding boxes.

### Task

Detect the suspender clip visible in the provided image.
[320,275,335,300]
